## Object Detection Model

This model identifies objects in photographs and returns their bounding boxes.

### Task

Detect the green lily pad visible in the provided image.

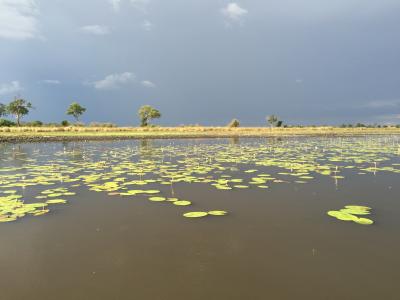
[183,212,208,218]
[208,210,227,216]
[353,217,374,225]
[173,200,191,206]
[33,209,50,216]
[234,185,249,189]
[148,196,166,202]
[344,205,371,211]
[340,208,370,215]
[46,199,67,204]
[327,210,359,221]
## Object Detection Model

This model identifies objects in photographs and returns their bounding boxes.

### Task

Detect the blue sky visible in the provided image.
[0,0,400,125]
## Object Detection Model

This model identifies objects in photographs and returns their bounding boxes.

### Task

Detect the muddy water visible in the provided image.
[0,138,399,300]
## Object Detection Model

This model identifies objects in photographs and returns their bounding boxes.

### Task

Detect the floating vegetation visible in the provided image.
[183,212,209,218]
[173,200,191,206]
[327,205,374,225]
[234,185,249,189]
[46,199,67,204]
[183,210,228,218]
[148,196,166,202]
[208,210,228,216]
[0,194,49,223]
[1,136,399,223]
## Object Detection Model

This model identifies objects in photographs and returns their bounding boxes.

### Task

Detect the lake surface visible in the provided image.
[1,137,400,300]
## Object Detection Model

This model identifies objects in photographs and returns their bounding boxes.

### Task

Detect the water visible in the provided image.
[1,137,400,300]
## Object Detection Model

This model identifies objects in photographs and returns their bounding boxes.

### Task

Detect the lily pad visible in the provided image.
[327,210,359,221]
[148,196,166,202]
[173,200,191,206]
[46,199,67,204]
[353,217,374,225]
[183,211,208,218]
[208,210,228,216]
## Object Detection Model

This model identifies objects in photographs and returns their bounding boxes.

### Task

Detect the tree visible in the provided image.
[7,98,33,126]
[138,105,161,127]
[227,119,240,128]
[0,103,7,117]
[67,102,86,122]
[267,115,278,128]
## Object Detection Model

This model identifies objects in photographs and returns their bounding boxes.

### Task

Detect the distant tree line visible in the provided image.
[0,97,163,127]
[1,96,400,128]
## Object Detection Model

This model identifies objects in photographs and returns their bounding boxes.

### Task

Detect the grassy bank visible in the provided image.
[1,126,400,142]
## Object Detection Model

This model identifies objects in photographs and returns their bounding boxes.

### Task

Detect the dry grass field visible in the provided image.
[1,126,400,142]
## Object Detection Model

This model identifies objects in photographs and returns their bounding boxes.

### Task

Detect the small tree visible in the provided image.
[267,115,278,128]
[67,102,86,122]
[7,98,33,126]
[228,119,240,128]
[138,105,161,127]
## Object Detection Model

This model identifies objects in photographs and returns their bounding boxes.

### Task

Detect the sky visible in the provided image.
[0,0,400,126]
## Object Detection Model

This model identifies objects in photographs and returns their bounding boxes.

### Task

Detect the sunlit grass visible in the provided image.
[1,126,400,141]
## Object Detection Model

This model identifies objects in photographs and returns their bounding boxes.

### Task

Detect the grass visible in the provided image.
[1,126,400,142]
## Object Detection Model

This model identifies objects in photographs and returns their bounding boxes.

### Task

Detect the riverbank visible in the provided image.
[1,126,400,142]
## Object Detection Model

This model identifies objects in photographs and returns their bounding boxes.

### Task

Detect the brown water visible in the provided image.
[0,138,399,300]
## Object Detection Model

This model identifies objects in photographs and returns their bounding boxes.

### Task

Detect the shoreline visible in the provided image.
[1,127,400,143]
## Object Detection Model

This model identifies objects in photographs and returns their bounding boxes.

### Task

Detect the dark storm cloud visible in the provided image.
[0,0,399,125]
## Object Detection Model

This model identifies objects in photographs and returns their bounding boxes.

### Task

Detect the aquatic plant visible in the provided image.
[183,212,208,218]
[327,205,374,225]
[0,136,399,223]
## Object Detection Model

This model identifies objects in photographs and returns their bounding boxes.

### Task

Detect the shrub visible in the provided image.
[0,119,16,127]
[227,119,240,128]
[46,123,61,127]
[61,120,69,127]
[25,120,43,127]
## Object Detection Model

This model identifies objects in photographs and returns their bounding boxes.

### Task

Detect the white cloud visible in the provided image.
[42,79,60,85]
[221,3,248,23]
[81,25,110,35]
[92,72,135,90]
[141,80,156,88]
[142,20,153,31]
[109,0,121,12]
[0,0,41,40]
[0,81,23,95]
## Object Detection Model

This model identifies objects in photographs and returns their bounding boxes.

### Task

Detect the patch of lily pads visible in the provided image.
[327,205,374,225]
[0,193,67,223]
[1,136,399,223]
[183,210,228,218]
